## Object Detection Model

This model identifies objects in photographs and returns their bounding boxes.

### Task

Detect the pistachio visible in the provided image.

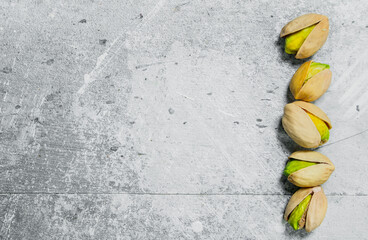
[280,13,329,59]
[289,60,332,102]
[282,101,332,148]
[284,151,335,187]
[284,186,328,232]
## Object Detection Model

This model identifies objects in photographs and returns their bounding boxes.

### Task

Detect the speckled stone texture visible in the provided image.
[1,0,368,239]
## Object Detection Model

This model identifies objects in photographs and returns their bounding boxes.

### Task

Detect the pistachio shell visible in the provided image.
[280,14,329,59]
[296,18,329,59]
[289,151,331,164]
[290,61,312,98]
[282,103,321,148]
[293,101,332,129]
[288,164,334,187]
[280,14,326,37]
[287,151,335,187]
[284,186,328,232]
[295,69,332,102]
[290,61,332,102]
[305,187,328,232]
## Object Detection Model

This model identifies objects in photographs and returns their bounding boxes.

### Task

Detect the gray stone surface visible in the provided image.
[0,0,368,239]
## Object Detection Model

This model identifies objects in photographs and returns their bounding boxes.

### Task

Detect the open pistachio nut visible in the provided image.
[284,151,335,187]
[282,101,332,148]
[280,13,329,59]
[290,61,332,102]
[284,186,327,232]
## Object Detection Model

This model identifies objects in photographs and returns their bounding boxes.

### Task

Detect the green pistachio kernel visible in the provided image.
[307,113,330,142]
[304,62,330,84]
[288,194,312,230]
[285,25,316,54]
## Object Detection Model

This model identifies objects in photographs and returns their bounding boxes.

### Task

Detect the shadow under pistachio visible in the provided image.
[285,84,295,104]
[284,223,313,238]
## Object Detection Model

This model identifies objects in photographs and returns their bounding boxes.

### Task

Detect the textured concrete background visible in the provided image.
[1,0,368,239]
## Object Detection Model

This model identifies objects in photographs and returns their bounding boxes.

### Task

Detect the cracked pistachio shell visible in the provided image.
[280,13,329,59]
[282,101,332,148]
[287,151,335,187]
[290,61,332,102]
[284,186,328,232]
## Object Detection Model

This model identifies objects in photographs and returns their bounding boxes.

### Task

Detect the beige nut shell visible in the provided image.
[282,102,331,148]
[287,151,335,187]
[290,61,332,102]
[280,13,329,59]
[284,186,328,232]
